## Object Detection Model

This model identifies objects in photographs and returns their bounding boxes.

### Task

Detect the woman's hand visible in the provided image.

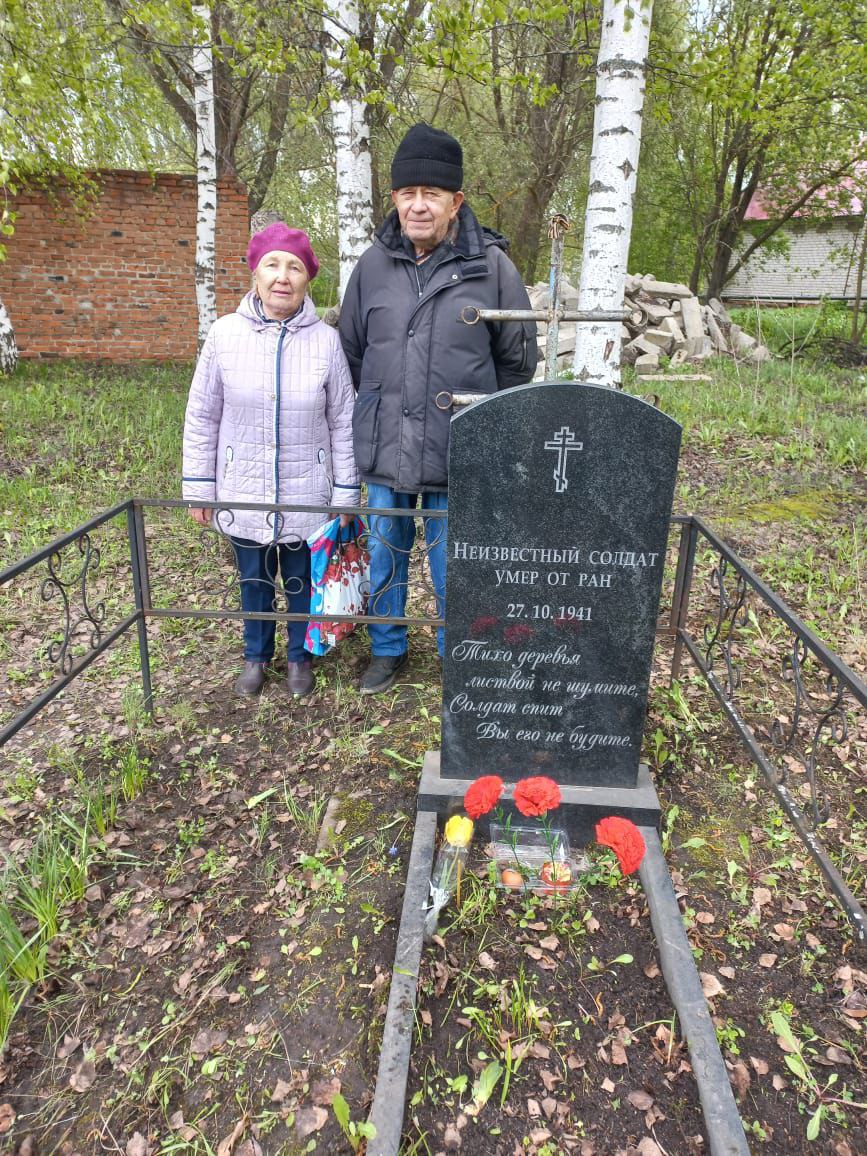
[189,507,212,527]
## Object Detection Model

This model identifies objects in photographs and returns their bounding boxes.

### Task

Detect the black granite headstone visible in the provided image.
[440,382,681,788]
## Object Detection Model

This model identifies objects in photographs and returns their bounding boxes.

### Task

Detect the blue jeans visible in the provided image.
[231,538,311,664]
[366,485,447,657]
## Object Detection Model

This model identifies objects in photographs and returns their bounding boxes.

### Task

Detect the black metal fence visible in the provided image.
[1,500,865,939]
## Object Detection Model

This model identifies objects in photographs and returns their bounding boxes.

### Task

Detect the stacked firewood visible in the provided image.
[528,274,772,376]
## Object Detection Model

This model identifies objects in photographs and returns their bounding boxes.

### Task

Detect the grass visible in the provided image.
[0,360,189,558]
[641,355,867,471]
[729,301,866,357]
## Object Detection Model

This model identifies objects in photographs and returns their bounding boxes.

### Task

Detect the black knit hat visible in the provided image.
[391,124,463,192]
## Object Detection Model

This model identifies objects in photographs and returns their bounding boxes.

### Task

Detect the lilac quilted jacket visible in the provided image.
[183,292,360,544]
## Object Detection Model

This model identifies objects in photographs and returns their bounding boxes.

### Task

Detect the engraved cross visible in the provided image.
[544,425,583,493]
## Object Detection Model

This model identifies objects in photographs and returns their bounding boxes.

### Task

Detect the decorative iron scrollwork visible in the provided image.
[769,636,844,824]
[702,554,749,699]
[40,533,106,673]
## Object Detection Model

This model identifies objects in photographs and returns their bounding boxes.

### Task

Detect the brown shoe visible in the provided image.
[287,660,314,698]
[234,661,268,696]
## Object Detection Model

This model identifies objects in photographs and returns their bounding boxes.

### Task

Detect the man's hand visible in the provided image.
[189,507,212,527]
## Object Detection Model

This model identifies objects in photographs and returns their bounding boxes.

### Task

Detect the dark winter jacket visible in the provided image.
[339,202,537,492]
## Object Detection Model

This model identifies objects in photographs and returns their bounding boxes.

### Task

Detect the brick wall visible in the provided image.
[723,216,865,301]
[0,170,251,360]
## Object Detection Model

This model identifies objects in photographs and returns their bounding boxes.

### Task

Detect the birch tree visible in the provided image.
[323,0,373,300]
[572,0,653,387]
[193,3,218,348]
[0,300,18,375]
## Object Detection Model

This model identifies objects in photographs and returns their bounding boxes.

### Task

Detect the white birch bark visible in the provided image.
[572,0,653,387]
[193,3,218,350]
[323,0,374,302]
[0,299,18,375]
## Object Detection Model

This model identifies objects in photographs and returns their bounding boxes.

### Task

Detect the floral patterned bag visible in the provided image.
[304,516,370,656]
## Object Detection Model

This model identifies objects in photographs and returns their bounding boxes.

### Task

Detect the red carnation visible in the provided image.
[464,775,504,819]
[595,816,646,875]
[513,776,561,818]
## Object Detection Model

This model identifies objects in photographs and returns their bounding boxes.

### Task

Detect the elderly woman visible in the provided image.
[183,223,359,698]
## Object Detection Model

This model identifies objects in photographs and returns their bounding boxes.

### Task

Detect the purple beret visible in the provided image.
[246,223,319,280]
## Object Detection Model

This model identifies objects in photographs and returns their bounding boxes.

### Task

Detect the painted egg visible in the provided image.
[540,861,572,886]
[500,868,523,889]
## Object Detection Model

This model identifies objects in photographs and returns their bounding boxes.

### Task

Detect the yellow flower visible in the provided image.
[444,815,474,848]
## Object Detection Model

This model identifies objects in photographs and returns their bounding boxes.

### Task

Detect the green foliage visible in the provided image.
[729,303,867,358]
[636,0,867,291]
[331,1092,376,1153]
[0,0,176,234]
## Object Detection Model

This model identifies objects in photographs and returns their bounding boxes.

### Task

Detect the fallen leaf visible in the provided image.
[529,1128,552,1145]
[539,1068,560,1092]
[695,911,715,924]
[773,923,795,941]
[772,1073,787,1091]
[729,1060,750,1100]
[311,1077,341,1106]
[541,1097,558,1119]
[295,1107,328,1138]
[443,1122,462,1150]
[637,1138,663,1156]
[539,935,559,951]
[749,1056,769,1076]
[527,1098,542,1118]
[627,1089,654,1111]
[271,1079,292,1104]
[478,952,497,971]
[0,1104,15,1134]
[700,973,724,999]
[168,1111,197,1142]
[601,1077,616,1093]
[752,887,773,909]
[586,915,600,933]
[190,1028,228,1057]
[56,1035,81,1060]
[126,1133,150,1156]
[70,1059,96,1092]
[524,945,543,961]
[719,965,736,980]
[825,1045,852,1066]
[841,991,867,1018]
[235,1142,263,1156]
[643,960,661,979]
[420,1009,432,1027]
[611,1041,628,1065]
[216,1118,246,1156]
[758,953,778,969]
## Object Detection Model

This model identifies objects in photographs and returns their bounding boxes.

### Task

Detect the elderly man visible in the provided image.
[339,123,537,694]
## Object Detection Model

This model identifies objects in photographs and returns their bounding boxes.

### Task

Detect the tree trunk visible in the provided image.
[323,0,374,302]
[511,185,546,283]
[0,300,18,375]
[572,0,653,387]
[850,217,867,345]
[193,3,218,351]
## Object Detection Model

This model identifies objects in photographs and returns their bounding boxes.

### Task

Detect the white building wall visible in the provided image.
[723,216,864,301]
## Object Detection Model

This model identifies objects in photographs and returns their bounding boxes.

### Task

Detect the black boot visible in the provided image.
[234,661,268,696]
